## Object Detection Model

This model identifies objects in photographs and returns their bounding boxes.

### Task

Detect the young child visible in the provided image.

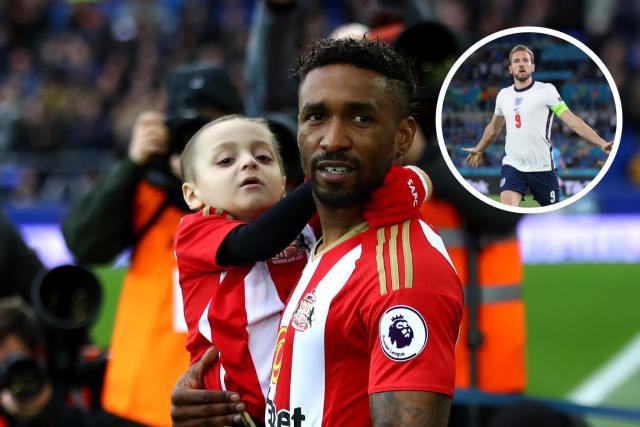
[174,115,430,425]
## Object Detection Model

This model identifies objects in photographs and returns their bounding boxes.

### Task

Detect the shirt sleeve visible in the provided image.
[217,182,315,266]
[364,287,463,397]
[62,159,144,264]
[175,213,245,273]
[546,83,569,116]
[494,90,504,116]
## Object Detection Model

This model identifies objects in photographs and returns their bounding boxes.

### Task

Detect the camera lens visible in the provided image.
[0,354,46,402]
[32,265,102,330]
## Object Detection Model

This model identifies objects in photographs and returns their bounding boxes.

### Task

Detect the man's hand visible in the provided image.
[171,347,246,427]
[128,111,170,166]
[462,146,484,167]
[363,165,431,229]
[601,141,613,154]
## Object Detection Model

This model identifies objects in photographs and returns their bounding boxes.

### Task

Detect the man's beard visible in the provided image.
[514,70,532,82]
[308,153,388,209]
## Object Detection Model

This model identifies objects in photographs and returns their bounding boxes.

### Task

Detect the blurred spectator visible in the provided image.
[62,63,243,427]
[0,0,637,209]
[0,211,44,302]
[629,150,640,186]
[0,297,129,426]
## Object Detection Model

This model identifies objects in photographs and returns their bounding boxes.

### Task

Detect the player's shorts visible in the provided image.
[500,164,560,206]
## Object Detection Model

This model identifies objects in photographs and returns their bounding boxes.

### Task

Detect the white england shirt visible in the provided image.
[494,80,567,172]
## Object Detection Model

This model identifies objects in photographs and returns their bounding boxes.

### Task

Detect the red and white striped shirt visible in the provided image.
[266,218,463,427]
[175,210,316,420]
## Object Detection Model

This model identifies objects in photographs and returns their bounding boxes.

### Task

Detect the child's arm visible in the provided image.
[217,182,315,265]
[217,166,431,266]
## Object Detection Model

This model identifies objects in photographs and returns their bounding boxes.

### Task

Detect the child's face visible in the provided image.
[183,118,285,221]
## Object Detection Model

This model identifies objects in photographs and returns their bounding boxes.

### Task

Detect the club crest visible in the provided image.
[291,290,316,332]
[272,234,312,264]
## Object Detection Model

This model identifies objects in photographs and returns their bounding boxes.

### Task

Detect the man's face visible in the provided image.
[297,64,415,208]
[509,50,535,83]
[0,335,32,362]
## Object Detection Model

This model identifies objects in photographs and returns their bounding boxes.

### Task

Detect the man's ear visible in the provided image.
[394,115,417,163]
[182,182,204,211]
[531,63,536,73]
[281,175,287,196]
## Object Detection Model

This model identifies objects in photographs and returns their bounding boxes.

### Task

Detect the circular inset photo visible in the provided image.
[436,27,622,213]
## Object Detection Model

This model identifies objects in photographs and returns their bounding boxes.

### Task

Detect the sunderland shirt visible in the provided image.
[495,80,568,172]
[175,209,316,420]
[266,218,463,427]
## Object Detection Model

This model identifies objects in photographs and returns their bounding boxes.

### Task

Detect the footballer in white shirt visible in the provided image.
[464,44,613,207]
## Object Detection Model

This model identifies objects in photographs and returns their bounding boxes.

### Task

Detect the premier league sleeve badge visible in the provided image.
[379,305,428,362]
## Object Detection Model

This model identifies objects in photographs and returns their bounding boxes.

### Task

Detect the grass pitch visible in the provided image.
[489,194,541,207]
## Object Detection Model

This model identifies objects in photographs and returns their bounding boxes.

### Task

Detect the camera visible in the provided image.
[146,63,244,184]
[166,63,243,148]
[32,265,102,333]
[30,265,103,387]
[0,353,47,402]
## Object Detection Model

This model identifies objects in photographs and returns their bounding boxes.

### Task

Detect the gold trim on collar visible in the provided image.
[312,222,369,261]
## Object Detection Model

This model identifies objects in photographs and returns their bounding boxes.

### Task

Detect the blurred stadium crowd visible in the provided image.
[0,0,639,211]
[443,36,617,172]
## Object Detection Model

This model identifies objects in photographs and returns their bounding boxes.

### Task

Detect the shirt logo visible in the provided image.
[266,397,306,427]
[379,305,427,362]
[408,178,419,207]
[270,326,287,384]
[271,234,311,264]
[389,315,414,348]
[514,96,523,107]
[291,290,316,332]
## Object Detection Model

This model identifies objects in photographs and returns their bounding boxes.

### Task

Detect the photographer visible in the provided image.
[0,297,120,427]
[62,64,243,427]
[0,212,45,303]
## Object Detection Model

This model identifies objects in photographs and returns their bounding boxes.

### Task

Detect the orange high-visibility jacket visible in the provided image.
[421,198,525,393]
[102,181,189,426]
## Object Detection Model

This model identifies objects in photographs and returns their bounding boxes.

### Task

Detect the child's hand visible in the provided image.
[363,166,432,229]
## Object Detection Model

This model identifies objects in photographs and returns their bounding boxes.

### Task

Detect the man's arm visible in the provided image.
[558,109,613,153]
[63,111,168,264]
[62,159,142,263]
[370,391,451,427]
[462,114,506,167]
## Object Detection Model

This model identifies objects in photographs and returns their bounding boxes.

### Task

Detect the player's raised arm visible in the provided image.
[462,114,506,167]
[370,391,451,427]
[558,109,613,154]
